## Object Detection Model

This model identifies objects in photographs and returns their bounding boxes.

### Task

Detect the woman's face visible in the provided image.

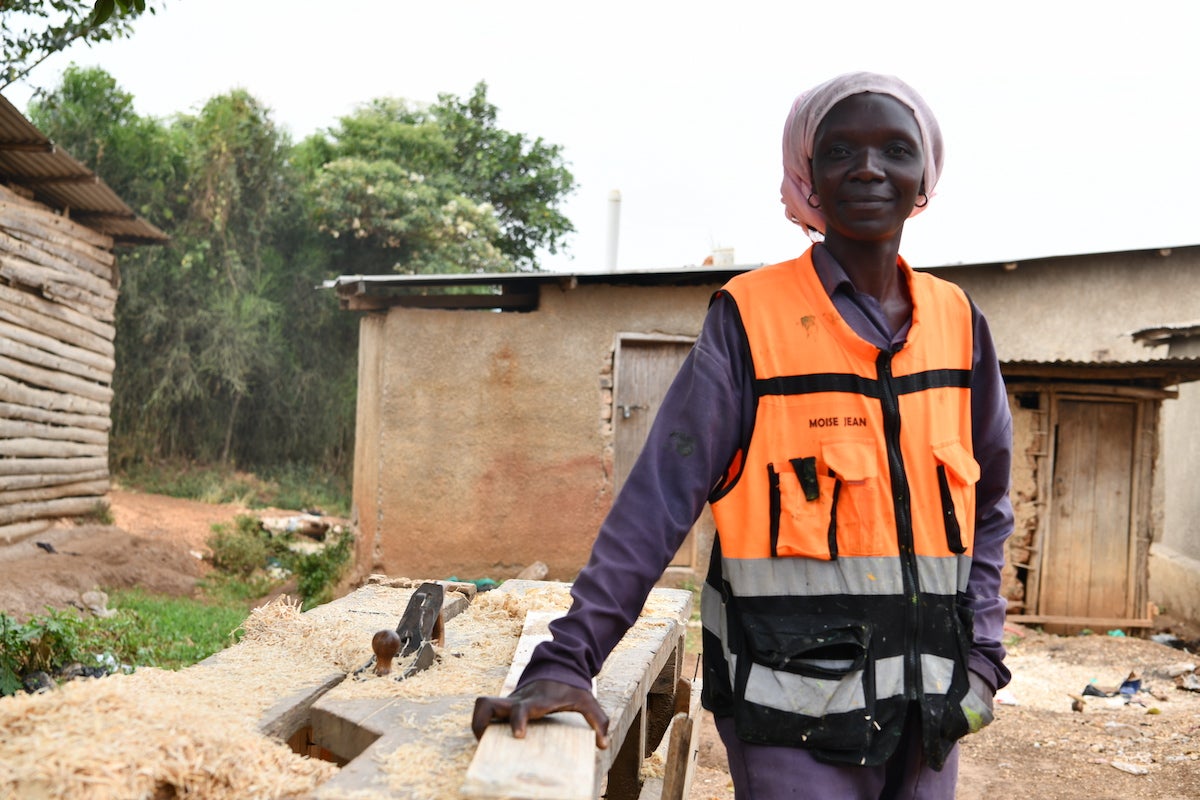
[810,93,925,244]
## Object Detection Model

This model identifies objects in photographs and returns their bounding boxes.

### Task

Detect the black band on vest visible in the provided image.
[756,368,971,399]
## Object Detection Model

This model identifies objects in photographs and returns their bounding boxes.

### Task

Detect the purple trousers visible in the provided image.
[715,708,959,800]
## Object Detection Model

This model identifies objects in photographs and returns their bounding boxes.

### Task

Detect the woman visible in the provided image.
[473,72,1013,800]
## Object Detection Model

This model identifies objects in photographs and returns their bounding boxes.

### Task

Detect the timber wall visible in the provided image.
[0,184,117,542]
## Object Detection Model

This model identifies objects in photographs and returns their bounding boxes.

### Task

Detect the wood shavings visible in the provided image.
[640,750,667,780]
[0,668,336,799]
[380,712,477,800]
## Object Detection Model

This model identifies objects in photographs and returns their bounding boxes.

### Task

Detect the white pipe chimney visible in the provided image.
[605,189,621,272]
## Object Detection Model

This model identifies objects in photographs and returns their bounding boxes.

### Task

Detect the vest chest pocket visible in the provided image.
[932,440,980,555]
[771,439,888,559]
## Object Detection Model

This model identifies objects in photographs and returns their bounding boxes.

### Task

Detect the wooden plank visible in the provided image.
[0,290,116,362]
[500,611,563,694]
[0,228,117,298]
[0,317,115,374]
[1131,401,1157,618]
[614,337,697,568]
[1006,612,1154,629]
[2,222,116,277]
[0,401,109,432]
[0,375,110,419]
[0,282,115,351]
[0,353,113,404]
[0,518,53,545]
[0,323,113,383]
[0,495,107,526]
[1088,402,1135,619]
[0,437,107,458]
[0,418,108,445]
[0,478,110,506]
[0,468,110,492]
[1,212,116,263]
[462,610,596,800]
[0,200,114,250]
[637,679,702,800]
[462,584,692,800]
[0,251,116,309]
[0,455,108,476]
[1004,381,1177,401]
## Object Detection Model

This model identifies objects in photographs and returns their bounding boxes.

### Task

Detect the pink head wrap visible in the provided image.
[780,71,944,236]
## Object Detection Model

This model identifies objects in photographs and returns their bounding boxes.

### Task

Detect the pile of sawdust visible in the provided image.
[0,666,337,799]
[0,596,371,799]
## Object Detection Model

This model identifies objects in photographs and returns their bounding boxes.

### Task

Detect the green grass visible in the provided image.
[117,461,351,517]
[100,589,248,668]
[1,590,250,695]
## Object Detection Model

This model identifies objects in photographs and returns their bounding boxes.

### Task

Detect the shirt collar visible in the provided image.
[811,243,857,297]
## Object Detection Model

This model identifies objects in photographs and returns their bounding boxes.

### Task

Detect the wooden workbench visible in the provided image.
[294,578,693,800]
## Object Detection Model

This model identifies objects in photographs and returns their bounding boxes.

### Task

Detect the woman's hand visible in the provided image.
[471,679,611,749]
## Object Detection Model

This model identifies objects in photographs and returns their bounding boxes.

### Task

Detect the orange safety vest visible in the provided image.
[700,248,980,769]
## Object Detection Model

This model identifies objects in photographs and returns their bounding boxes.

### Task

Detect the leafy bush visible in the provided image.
[1,607,109,695]
[206,515,270,576]
[205,513,354,609]
[294,532,354,610]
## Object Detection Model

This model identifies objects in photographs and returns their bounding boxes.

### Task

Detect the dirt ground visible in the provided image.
[3,491,1200,799]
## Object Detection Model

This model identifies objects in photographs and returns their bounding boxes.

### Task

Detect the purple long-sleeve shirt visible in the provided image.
[519,245,1014,695]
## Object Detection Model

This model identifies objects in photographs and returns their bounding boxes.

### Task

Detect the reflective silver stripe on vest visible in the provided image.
[743,655,908,716]
[744,661,866,715]
[701,581,724,631]
[701,583,738,678]
[875,655,905,701]
[915,554,974,595]
[722,556,905,596]
[719,554,972,598]
[922,653,956,695]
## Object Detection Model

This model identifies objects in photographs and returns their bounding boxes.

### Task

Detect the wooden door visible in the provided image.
[613,336,697,567]
[1039,398,1137,622]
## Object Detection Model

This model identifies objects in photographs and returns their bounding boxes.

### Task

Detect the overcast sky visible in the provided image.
[6,0,1199,272]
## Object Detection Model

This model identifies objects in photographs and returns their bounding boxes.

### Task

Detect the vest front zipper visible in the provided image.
[877,348,923,702]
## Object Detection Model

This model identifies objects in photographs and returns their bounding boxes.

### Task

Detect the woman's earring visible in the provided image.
[914,192,929,208]
[806,192,821,209]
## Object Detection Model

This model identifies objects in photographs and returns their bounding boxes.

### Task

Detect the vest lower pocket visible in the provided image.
[732,612,875,751]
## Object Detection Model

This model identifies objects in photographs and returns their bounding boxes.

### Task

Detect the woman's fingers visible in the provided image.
[471,680,611,749]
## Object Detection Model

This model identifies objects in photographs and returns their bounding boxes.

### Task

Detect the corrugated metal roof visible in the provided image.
[1003,357,1200,387]
[1129,321,1200,346]
[322,263,761,292]
[0,93,168,245]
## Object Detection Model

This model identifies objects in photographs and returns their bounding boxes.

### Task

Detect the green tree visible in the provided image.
[1,1,158,90]
[31,69,357,475]
[26,70,575,483]
[26,64,183,221]
[302,82,576,273]
[126,90,292,465]
[433,83,576,267]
